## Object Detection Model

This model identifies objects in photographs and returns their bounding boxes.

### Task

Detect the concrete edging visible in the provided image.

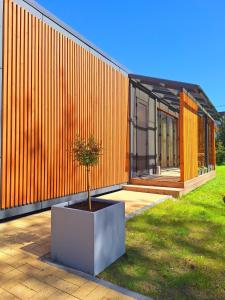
[42,257,153,300]
[125,195,171,221]
[0,183,126,221]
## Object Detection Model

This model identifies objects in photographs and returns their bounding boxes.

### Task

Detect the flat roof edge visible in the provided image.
[14,0,129,74]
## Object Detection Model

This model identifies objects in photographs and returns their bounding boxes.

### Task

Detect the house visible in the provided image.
[0,0,219,220]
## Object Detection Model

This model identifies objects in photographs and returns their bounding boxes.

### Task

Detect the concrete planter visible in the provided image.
[51,198,125,276]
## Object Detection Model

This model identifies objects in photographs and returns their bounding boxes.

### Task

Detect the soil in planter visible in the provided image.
[67,200,113,212]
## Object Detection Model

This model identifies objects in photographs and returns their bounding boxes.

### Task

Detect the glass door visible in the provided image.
[161,114,167,168]
[136,99,148,174]
[158,111,178,168]
[168,117,174,167]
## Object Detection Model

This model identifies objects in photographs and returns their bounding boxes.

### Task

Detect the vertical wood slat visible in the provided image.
[19,8,24,205]
[23,9,28,204]
[59,33,63,197]
[37,18,41,201]
[1,0,129,209]
[180,91,198,182]
[27,12,32,203]
[34,17,38,202]
[198,115,205,167]
[207,118,216,167]
[6,0,12,208]
[46,25,50,199]
[1,0,9,209]
[212,122,216,167]
[41,22,46,201]
[15,3,20,206]
[30,13,35,203]
[10,2,16,206]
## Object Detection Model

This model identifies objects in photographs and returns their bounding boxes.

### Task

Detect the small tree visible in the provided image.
[71,135,102,211]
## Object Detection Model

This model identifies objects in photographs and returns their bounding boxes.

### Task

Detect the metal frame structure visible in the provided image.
[129,74,220,121]
[129,74,218,181]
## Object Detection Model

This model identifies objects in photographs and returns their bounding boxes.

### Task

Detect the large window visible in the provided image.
[131,86,157,177]
[158,111,178,168]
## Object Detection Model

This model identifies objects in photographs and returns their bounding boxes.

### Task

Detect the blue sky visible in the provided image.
[37,0,225,111]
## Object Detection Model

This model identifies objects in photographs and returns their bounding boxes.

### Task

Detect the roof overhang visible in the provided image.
[129,74,220,121]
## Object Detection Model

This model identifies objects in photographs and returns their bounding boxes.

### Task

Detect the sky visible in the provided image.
[37,0,225,111]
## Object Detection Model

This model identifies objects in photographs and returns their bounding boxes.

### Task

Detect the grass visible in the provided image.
[99,166,225,300]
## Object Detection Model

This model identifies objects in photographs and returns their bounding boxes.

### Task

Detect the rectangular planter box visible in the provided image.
[51,198,125,276]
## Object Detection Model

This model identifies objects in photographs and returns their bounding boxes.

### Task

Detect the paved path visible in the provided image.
[0,191,167,299]
[98,190,168,215]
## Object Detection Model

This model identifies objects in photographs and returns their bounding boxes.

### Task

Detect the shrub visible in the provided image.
[216,141,225,165]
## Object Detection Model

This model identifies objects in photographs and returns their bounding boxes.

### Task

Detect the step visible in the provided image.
[123,184,184,198]
[130,178,184,188]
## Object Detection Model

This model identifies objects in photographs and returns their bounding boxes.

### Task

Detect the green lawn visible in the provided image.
[99,166,225,300]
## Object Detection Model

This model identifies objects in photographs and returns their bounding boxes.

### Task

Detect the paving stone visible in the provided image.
[98,190,166,215]
[0,204,149,300]
[0,288,17,299]
[43,274,79,294]
[72,281,98,299]
[84,285,109,300]
[0,270,28,290]
[0,261,15,274]
[5,283,37,299]
[55,269,87,286]
[28,286,58,299]
[22,277,52,292]
[47,290,79,300]
[18,263,43,277]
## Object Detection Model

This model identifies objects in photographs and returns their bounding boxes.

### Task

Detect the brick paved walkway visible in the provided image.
[0,191,165,299]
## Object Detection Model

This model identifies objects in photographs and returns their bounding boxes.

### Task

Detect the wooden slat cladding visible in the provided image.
[1,0,129,209]
[207,118,216,166]
[211,122,216,166]
[198,115,205,167]
[180,91,198,182]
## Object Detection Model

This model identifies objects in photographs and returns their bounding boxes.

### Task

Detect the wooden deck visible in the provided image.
[131,168,182,188]
[130,177,183,188]
[125,170,216,198]
[123,184,183,198]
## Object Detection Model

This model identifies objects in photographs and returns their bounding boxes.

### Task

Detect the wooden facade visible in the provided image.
[1,0,129,209]
[198,115,206,167]
[0,0,217,216]
[208,118,216,166]
[197,111,217,170]
[180,91,199,182]
[180,91,216,182]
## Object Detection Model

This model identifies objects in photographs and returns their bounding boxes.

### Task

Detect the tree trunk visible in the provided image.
[86,166,91,211]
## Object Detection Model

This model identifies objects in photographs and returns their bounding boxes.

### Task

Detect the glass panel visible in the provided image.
[168,117,174,166]
[173,118,177,166]
[158,111,161,165]
[161,114,167,167]
[208,121,212,165]
[136,101,148,174]
[158,111,178,168]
